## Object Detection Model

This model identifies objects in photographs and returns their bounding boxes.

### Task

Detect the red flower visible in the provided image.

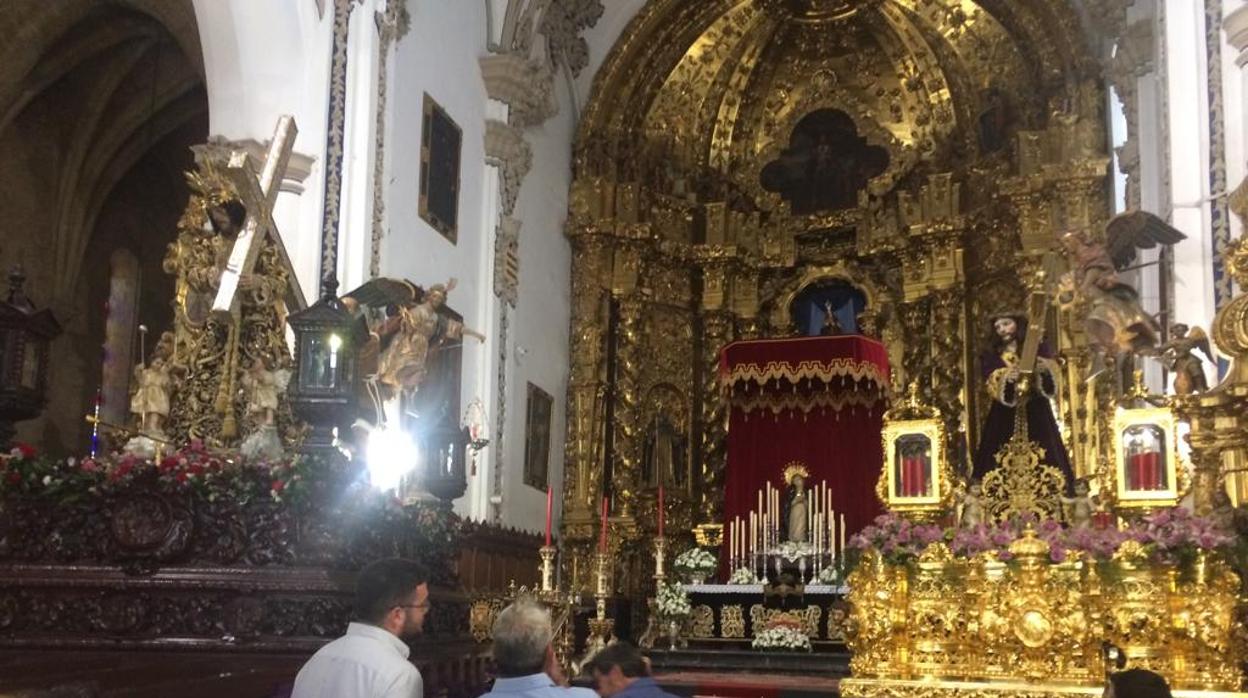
[175,472,189,484]
[271,479,286,493]
[80,458,99,472]
[5,471,20,485]
[13,443,36,459]
[159,456,178,472]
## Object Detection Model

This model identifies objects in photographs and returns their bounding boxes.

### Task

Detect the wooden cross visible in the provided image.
[211,115,306,320]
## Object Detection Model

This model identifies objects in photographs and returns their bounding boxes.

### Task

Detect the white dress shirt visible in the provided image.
[292,622,423,698]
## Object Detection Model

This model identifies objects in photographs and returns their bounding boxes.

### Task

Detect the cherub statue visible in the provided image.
[957,481,985,528]
[1158,323,1214,395]
[240,356,291,461]
[1057,211,1186,358]
[125,331,180,458]
[1060,478,1096,529]
[345,277,486,421]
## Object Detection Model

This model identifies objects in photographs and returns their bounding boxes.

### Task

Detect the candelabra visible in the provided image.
[583,552,615,659]
[538,545,558,600]
[653,536,668,585]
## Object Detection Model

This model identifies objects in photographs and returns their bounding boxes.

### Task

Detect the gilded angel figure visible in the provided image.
[1056,211,1186,358]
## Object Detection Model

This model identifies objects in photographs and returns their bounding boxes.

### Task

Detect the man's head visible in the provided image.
[1105,669,1172,698]
[491,599,554,678]
[353,558,430,639]
[585,642,650,697]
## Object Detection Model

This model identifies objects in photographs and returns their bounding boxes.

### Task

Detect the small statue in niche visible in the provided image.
[1158,324,1214,395]
[643,411,686,487]
[820,301,843,337]
[240,356,291,461]
[957,481,985,529]
[1060,478,1096,529]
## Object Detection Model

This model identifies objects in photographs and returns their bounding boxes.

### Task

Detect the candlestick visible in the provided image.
[539,544,557,595]
[599,496,609,553]
[545,487,554,547]
[658,486,665,538]
[654,536,668,585]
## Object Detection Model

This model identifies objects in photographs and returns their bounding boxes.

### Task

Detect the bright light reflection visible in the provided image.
[366,424,418,492]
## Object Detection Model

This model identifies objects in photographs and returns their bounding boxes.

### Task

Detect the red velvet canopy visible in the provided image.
[718,335,890,552]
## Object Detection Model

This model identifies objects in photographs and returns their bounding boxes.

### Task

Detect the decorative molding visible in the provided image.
[537,0,604,79]
[229,139,317,194]
[317,0,360,291]
[493,304,510,522]
[1227,3,1248,66]
[485,119,533,216]
[479,53,556,128]
[1106,19,1155,211]
[370,0,411,278]
[1206,0,1232,312]
[494,215,521,306]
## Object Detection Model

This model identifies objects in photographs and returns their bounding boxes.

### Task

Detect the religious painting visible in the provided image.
[419,93,462,243]
[524,382,553,490]
[760,109,888,215]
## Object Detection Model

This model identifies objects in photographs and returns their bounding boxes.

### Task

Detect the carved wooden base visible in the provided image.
[841,678,1245,698]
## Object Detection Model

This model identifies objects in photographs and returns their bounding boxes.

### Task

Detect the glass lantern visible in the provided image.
[0,266,60,447]
[286,278,366,452]
[1112,405,1183,508]
[877,383,952,519]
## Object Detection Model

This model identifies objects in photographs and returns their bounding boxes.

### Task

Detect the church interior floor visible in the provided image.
[655,671,842,698]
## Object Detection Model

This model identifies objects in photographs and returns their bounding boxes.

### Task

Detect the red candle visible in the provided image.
[544,487,553,547]
[599,496,609,553]
[658,486,665,538]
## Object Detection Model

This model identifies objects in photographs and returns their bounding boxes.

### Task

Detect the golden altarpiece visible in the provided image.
[553,0,1248,694]
[559,0,1110,588]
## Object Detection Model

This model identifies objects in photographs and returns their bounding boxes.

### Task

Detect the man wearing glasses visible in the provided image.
[293,558,431,698]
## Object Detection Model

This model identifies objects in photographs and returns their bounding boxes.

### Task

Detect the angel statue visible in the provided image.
[344,277,486,421]
[124,331,181,458]
[240,356,292,461]
[1057,211,1186,357]
[1158,323,1213,395]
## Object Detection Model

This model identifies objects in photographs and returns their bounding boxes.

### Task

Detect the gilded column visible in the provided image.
[612,293,646,521]
[699,309,734,526]
[563,234,611,528]
[930,286,967,460]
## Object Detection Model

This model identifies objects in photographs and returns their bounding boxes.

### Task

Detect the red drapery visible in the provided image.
[718,336,889,553]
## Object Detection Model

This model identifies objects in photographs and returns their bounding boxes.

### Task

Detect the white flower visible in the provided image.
[674,547,718,572]
[751,624,812,651]
[655,582,691,618]
[768,541,814,561]
[41,475,51,486]
[728,566,758,585]
[817,565,841,584]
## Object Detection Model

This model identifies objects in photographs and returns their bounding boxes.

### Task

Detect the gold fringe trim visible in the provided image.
[731,388,885,417]
[723,358,888,392]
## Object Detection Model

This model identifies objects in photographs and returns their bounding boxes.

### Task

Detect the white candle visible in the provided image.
[830,511,837,559]
[840,513,846,554]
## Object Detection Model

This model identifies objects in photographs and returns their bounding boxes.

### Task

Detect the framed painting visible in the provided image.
[420,93,461,242]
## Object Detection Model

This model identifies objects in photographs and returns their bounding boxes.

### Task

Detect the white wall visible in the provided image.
[380,1,578,534]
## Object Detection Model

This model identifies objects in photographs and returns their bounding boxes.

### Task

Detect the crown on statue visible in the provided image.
[782,461,810,485]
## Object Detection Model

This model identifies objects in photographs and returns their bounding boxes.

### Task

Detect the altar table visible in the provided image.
[679,583,848,646]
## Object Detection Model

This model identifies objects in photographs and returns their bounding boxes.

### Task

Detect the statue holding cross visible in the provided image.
[161,117,305,449]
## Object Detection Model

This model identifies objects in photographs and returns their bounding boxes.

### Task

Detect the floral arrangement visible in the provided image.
[674,547,718,579]
[728,565,758,585]
[0,440,320,505]
[849,508,1234,570]
[655,581,692,618]
[817,563,843,585]
[767,540,814,561]
[751,617,812,651]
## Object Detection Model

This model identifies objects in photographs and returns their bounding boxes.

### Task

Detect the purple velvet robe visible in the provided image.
[971,346,1074,494]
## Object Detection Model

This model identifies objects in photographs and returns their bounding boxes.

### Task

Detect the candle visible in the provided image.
[658,485,665,538]
[600,496,609,553]
[757,489,763,520]
[750,512,756,557]
[839,512,846,553]
[830,511,837,559]
[544,487,553,547]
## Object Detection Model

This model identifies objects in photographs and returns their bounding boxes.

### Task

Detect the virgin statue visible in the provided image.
[971,313,1074,492]
[781,463,810,543]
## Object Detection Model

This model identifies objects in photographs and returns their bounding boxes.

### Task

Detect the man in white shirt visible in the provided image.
[292,558,430,698]
[478,599,596,698]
